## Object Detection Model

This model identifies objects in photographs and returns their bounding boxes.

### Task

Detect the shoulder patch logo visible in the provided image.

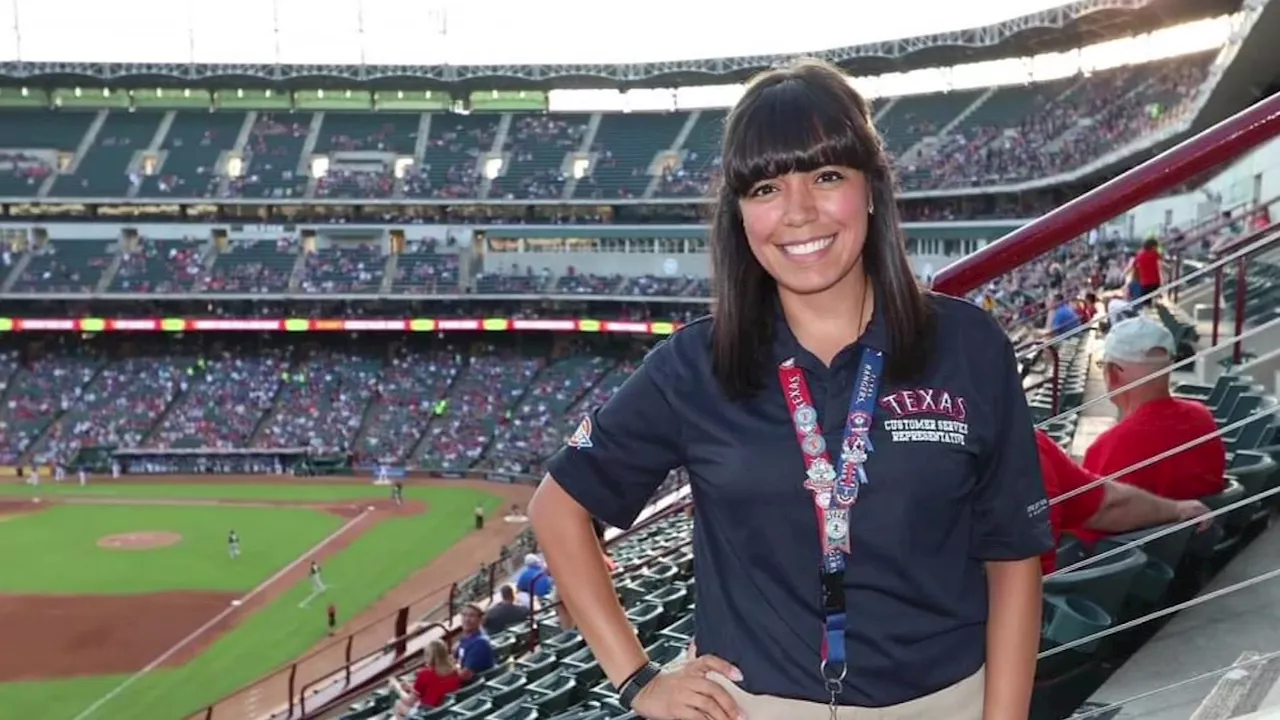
[566,416,594,449]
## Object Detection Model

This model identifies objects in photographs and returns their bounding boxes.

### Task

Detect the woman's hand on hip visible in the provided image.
[631,654,746,720]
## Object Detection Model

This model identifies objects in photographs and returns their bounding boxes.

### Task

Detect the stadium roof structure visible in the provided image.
[0,0,1238,90]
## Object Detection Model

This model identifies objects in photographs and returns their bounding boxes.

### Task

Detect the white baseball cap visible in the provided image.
[1102,316,1175,364]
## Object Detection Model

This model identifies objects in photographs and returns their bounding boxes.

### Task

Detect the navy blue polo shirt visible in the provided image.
[546,293,1053,707]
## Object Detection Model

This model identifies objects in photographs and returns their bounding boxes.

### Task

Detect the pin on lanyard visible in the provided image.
[778,348,884,711]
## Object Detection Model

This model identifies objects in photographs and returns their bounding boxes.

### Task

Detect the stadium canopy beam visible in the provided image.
[931,89,1280,298]
[0,0,1150,84]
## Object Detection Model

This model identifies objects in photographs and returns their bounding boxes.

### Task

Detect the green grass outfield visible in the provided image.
[0,504,341,594]
[0,481,503,720]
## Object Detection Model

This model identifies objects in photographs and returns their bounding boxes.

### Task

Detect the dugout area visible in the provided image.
[0,475,533,720]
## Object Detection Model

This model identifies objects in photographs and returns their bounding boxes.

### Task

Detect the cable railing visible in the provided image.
[1039,311,1280,431]
[1007,224,1280,425]
[1016,296,1280,717]
[1019,224,1280,367]
[992,208,1280,716]
[989,193,1273,336]
[1071,648,1280,719]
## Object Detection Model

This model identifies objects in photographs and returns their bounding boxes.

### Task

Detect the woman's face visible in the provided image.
[738,166,870,297]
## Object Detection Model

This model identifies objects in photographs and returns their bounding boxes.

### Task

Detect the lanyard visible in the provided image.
[778,347,884,701]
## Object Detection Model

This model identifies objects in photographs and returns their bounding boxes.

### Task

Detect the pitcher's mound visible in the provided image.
[97,532,182,550]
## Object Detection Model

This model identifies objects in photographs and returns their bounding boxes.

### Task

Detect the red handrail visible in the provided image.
[933,91,1280,297]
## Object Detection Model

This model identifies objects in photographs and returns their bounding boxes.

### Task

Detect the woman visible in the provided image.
[530,59,1051,720]
[389,638,461,717]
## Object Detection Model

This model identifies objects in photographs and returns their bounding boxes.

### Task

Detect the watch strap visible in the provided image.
[618,661,662,710]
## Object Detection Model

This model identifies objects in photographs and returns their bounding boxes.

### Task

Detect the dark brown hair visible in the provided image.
[709,58,934,399]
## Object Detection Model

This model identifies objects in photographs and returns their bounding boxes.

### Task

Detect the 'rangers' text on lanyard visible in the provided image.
[777,348,885,699]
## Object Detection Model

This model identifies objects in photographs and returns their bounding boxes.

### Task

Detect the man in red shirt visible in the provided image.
[1036,430,1210,575]
[1076,316,1225,546]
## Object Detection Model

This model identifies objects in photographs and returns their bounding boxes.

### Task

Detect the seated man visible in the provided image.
[454,603,496,681]
[482,584,530,635]
[1036,430,1210,575]
[1077,316,1226,545]
[515,554,554,607]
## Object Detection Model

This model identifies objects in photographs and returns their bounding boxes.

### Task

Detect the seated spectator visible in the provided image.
[482,584,530,635]
[515,554,554,606]
[1104,291,1136,331]
[1035,430,1210,574]
[454,603,496,680]
[1045,292,1081,337]
[1074,292,1099,325]
[389,638,461,716]
[1076,316,1226,544]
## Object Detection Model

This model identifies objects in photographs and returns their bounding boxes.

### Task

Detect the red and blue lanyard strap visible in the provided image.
[778,347,885,701]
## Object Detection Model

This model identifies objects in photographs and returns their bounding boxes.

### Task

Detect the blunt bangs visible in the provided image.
[721,73,878,198]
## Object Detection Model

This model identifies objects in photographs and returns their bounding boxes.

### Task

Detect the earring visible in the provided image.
[868,202,875,215]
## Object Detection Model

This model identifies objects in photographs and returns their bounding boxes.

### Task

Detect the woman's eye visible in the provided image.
[749,184,776,197]
[816,170,843,183]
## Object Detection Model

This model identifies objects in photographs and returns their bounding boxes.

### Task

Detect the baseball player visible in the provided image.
[54,463,65,483]
[309,560,326,593]
[77,465,87,486]
[376,461,390,485]
[391,478,404,506]
[228,530,240,559]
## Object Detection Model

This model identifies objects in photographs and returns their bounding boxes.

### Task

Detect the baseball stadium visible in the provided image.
[1,0,1280,718]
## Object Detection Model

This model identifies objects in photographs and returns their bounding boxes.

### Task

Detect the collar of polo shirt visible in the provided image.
[770,291,893,368]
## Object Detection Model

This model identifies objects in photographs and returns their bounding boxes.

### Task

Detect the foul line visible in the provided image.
[298,584,336,609]
[70,508,374,720]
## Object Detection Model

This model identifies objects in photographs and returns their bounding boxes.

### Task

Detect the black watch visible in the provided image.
[618,661,662,710]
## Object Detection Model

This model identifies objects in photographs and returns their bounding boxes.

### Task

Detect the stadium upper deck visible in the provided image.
[0,50,1212,202]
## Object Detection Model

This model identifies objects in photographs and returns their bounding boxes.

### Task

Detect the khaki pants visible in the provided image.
[707,666,984,720]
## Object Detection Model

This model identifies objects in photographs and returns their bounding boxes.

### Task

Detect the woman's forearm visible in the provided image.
[983,558,1042,720]
[529,475,648,687]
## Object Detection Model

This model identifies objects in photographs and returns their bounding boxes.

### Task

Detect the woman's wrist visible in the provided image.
[615,658,657,690]
[605,647,654,688]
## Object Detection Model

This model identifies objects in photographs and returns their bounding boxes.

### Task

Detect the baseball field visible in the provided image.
[0,475,535,720]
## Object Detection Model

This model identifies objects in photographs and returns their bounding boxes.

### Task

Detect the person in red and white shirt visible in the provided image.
[1129,239,1164,307]
[1075,316,1225,546]
[1035,430,1210,575]
[389,638,462,716]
